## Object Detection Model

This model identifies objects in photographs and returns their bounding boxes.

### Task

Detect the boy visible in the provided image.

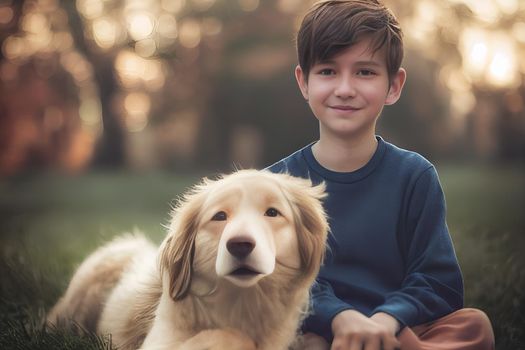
[267,1,495,349]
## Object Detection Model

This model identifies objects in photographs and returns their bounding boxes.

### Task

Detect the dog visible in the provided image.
[46,170,328,349]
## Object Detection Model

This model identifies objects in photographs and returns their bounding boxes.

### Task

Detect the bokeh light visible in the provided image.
[92,17,119,49]
[460,28,520,89]
[157,14,178,39]
[114,50,165,90]
[76,0,104,20]
[126,12,155,41]
[178,18,201,48]
[124,92,151,132]
[0,5,14,25]
[161,0,186,14]
[238,0,259,12]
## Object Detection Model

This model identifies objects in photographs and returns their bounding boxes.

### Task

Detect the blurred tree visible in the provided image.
[384,0,525,160]
[0,0,95,175]
[59,0,124,167]
[197,1,317,170]
[0,0,523,176]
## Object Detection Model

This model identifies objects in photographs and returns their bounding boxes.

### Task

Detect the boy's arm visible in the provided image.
[302,278,354,341]
[373,166,464,329]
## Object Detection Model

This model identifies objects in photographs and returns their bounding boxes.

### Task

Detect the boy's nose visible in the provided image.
[334,77,357,98]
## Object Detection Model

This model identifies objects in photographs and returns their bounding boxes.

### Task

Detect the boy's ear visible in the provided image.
[295,65,309,100]
[385,68,406,105]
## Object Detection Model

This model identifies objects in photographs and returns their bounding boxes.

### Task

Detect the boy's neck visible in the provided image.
[312,134,378,173]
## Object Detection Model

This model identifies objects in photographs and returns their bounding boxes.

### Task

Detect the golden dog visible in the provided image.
[47,170,328,349]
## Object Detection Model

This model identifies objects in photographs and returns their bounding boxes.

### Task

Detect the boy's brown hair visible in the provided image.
[296,0,404,81]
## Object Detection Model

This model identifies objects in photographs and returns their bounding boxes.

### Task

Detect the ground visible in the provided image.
[0,165,523,349]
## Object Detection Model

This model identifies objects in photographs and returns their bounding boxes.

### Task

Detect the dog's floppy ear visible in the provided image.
[159,179,212,301]
[281,175,329,280]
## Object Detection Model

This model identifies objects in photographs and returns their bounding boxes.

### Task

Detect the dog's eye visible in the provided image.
[264,208,281,217]
[211,211,227,221]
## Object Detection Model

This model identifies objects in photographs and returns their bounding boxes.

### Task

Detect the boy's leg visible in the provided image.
[398,308,495,350]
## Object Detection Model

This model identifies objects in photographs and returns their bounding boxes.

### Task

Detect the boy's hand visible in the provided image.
[370,312,401,335]
[331,310,400,350]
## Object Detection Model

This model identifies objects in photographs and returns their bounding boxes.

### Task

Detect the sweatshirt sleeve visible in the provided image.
[302,278,353,341]
[373,166,464,328]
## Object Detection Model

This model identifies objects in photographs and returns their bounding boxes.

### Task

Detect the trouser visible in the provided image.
[398,308,495,350]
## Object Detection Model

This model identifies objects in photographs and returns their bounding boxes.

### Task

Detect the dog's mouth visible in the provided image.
[224,265,265,287]
[229,266,261,277]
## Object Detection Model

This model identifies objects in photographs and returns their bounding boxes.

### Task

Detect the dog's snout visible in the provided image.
[227,237,255,258]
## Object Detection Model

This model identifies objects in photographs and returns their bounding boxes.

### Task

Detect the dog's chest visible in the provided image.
[180,276,311,349]
[194,294,268,327]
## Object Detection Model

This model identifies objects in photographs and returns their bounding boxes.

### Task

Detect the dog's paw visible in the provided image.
[181,328,257,350]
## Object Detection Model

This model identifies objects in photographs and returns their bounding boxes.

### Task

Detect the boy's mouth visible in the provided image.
[330,105,360,111]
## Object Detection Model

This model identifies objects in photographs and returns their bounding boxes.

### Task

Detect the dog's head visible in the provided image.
[160,170,328,300]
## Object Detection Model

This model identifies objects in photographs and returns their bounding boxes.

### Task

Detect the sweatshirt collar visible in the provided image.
[302,136,387,183]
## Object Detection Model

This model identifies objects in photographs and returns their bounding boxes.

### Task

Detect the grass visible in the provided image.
[0,165,523,349]
[0,171,197,349]
[437,163,525,348]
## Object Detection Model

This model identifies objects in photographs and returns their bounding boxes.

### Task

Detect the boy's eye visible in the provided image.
[318,68,335,76]
[357,69,376,76]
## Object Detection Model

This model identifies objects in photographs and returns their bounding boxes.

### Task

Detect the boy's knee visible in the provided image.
[459,308,492,328]
[458,308,495,347]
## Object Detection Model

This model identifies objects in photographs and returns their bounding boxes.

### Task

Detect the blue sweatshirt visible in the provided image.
[267,136,463,341]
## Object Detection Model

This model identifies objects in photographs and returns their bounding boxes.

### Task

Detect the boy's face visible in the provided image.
[295,38,405,142]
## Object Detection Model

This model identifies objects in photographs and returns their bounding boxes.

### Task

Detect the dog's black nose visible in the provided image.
[227,237,255,258]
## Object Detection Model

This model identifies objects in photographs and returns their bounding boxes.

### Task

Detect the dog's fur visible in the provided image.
[47,170,328,350]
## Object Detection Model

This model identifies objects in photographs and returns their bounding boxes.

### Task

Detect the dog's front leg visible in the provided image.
[179,328,257,350]
[140,294,188,350]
